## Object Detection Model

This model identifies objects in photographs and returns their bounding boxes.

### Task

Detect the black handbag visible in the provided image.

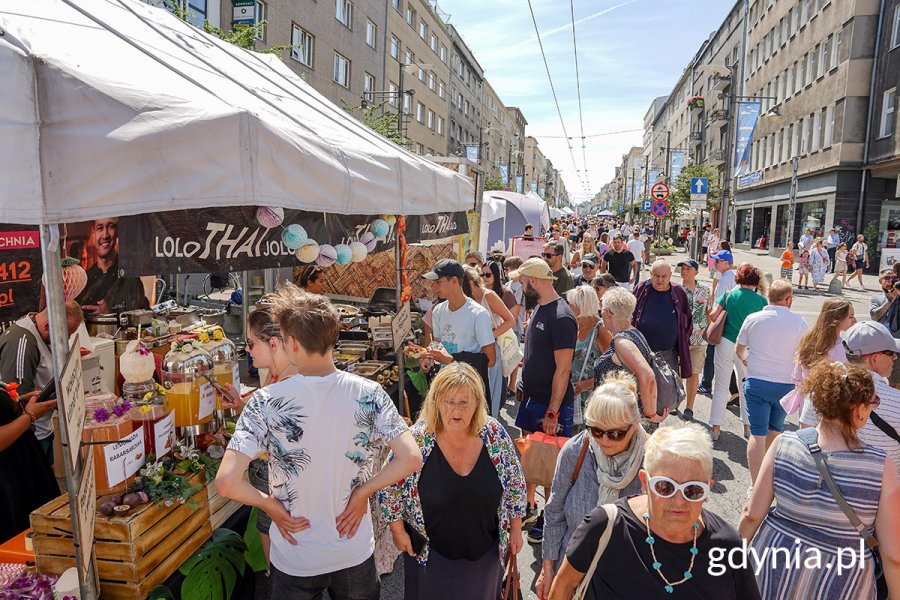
[797,428,888,599]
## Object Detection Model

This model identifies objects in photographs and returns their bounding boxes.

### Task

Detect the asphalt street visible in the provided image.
[260,245,883,599]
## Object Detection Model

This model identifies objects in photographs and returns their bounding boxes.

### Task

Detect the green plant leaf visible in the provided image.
[243,508,268,573]
[148,585,176,600]
[180,528,247,600]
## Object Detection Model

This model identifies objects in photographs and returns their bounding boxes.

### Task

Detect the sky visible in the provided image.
[443,0,736,203]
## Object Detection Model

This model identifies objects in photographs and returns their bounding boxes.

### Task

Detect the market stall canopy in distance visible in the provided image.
[0,0,475,225]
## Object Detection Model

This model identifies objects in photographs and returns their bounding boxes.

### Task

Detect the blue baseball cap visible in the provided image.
[677,259,700,270]
[711,250,734,264]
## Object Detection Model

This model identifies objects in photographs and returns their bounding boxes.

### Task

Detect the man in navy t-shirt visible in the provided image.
[508,257,577,545]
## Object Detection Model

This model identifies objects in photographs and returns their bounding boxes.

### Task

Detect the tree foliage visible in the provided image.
[483,176,505,191]
[165,0,294,56]
[669,164,722,218]
[341,101,407,146]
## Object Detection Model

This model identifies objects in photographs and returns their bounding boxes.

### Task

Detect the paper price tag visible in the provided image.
[103,428,145,487]
[154,412,175,458]
[199,382,215,419]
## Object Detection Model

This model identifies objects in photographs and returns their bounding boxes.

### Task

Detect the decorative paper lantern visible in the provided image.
[371,219,389,239]
[295,240,320,263]
[360,231,377,252]
[317,244,337,267]
[61,257,88,302]
[256,206,284,229]
[334,244,353,266]
[349,241,368,263]
[382,214,397,226]
[281,224,308,251]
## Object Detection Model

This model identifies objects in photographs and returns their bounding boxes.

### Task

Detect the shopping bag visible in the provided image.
[497,329,523,378]
[514,432,568,488]
[779,388,804,414]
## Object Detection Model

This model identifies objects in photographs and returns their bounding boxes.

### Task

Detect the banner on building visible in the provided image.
[499,162,508,185]
[530,181,538,193]
[118,208,468,276]
[516,176,524,194]
[465,144,479,162]
[671,151,685,180]
[734,101,762,178]
[649,169,659,185]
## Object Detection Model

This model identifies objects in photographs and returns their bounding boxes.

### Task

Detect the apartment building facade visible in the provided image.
[384,0,452,155]
[482,80,517,180]
[447,25,484,158]
[733,0,883,253]
[246,0,388,113]
[523,136,545,195]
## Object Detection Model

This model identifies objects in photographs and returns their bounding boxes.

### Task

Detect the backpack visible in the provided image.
[612,332,685,416]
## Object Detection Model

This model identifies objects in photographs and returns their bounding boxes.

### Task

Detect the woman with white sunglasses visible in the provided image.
[548,424,760,599]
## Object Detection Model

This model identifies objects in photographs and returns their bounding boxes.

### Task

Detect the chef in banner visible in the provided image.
[75,218,149,314]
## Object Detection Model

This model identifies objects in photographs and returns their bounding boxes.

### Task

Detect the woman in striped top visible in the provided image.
[739,362,900,599]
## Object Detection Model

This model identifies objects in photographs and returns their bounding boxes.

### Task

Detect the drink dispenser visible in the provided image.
[198,327,239,413]
[160,340,215,436]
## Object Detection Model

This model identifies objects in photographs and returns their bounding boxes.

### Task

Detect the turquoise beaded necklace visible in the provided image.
[641,510,701,594]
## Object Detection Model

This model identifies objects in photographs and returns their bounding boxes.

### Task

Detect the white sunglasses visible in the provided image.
[648,475,710,502]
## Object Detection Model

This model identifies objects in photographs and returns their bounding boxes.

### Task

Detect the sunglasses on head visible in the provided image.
[587,424,632,441]
[648,475,710,502]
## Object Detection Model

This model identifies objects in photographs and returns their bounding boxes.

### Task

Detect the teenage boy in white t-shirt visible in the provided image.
[217,287,422,598]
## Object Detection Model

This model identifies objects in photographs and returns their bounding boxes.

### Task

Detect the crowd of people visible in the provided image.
[211,216,900,599]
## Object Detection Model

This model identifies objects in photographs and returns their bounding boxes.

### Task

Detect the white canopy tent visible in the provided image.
[0,0,474,224]
[549,207,563,219]
[478,191,550,253]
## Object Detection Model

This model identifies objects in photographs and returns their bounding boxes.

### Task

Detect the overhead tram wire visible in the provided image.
[569,0,589,191]
[525,0,587,196]
[533,128,644,139]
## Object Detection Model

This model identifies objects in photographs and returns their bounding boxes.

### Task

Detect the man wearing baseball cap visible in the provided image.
[710,249,736,299]
[676,258,711,420]
[573,253,599,287]
[422,259,496,395]
[508,258,577,544]
[844,321,900,476]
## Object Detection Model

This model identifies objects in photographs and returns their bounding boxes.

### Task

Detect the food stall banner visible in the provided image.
[0,0,473,225]
[0,226,43,321]
[118,208,468,276]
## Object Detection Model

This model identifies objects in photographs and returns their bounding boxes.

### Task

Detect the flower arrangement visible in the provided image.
[688,96,705,109]
[89,398,131,423]
[128,441,222,508]
[170,339,200,354]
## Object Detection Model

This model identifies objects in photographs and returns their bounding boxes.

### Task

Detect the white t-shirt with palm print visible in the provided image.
[228,370,407,577]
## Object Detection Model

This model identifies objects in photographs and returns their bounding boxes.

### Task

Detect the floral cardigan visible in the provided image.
[377,417,527,565]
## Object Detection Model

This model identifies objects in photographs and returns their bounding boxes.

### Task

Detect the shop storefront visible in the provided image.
[878,199,900,270]
[797,200,826,238]
[735,209,752,245]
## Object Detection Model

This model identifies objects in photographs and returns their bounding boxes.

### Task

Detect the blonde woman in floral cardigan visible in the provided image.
[379,363,526,599]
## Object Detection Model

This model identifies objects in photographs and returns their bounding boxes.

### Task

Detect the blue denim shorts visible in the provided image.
[514,396,574,437]
[744,378,795,436]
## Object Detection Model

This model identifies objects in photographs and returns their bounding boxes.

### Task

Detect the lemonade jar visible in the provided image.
[84,392,135,496]
[125,380,174,459]
[198,327,239,412]
[160,339,214,435]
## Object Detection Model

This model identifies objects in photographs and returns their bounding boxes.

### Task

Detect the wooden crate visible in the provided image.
[205,479,242,531]
[31,476,213,600]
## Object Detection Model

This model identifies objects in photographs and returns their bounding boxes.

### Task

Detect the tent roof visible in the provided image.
[483,191,550,231]
[0,0,474,224]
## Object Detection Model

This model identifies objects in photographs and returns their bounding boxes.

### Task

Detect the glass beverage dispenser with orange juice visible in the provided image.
[198,327,239,425]
[160,339,214,438]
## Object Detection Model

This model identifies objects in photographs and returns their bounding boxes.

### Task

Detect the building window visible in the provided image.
[800,116,810,154]
[333,52,350,88]
[892,5,900,48]
[790,7,799,35]
[830,31,841,70]
[184,0,206,28]
[418,68,424,82]
[363,73,375,99]
[366,20,376,48]
[406,7,415,26]
[388,83,399,108]
[405,49,413,65]
[823,105,834,148]
[416,102,425,123]
[335,0,352,29]
[806,51,815,85]
[439,45,446,63]
[822,35,832,73]
[795,58,804,92]
[419,20,427,40]
[390,35,400,60]
[880,88,897,139]
[392,0,400,12]
[427,110,435,129]
[255,1,266,40]
[437,116,444,135]
[811,110,821,152]
[438,81,445,99]
[428,72,436,91]
[291,25,313,67]
[403,94,411,115]
[430,33,437,52]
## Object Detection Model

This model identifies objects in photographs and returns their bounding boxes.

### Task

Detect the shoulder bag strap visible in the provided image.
[870,412,900,445]
[578,324,600,381]
[574,504,619,600]
[572,436,591,483]
[796,429,879,550]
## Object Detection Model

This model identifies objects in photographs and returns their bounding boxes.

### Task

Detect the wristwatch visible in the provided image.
[545,409,559,419]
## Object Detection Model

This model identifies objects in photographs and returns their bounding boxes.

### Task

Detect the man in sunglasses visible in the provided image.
[844,321,900,477]
[599,234,637,289]
[573,253,599,287]
[869,268,900,386]
[542,241,575,297]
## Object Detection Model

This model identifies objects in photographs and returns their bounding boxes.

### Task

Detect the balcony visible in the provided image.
[710,75,731,93]
[705,148,726,166]
[689,131,702,145]
[708,109,729,122]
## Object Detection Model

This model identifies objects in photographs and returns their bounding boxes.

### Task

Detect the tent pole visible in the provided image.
[39,224,99,599]
[241,271,250,346]
[395,226,406,418]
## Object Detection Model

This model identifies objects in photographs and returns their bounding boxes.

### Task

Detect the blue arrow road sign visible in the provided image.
[691,177,708,195]
[651,201,669,218]
[641,200,652,211]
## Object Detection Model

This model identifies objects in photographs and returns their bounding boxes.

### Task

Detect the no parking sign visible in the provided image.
[650,201,669,219]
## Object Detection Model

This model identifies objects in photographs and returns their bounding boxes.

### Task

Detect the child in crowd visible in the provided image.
[779,242,795,281]
[832,242,849,288]
[797,250,810,289]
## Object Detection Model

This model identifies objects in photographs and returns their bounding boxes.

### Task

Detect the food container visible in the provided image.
[160,341,215,430]
[337,343,369,359]
[199,328,239,411]
[84,392,135,496]
[86,313,120,337]
[333,304,361,317]
[125,380,174,459]
[119,309,154,328]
